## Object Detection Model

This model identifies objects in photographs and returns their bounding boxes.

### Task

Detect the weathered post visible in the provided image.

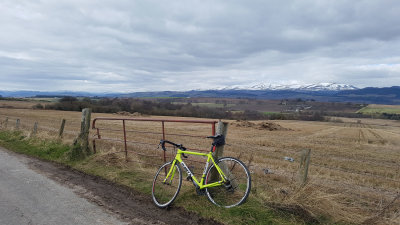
[15,119,20,130]
[212,120,228,159]
[58,119,66,138]
[5,117,8,128]
[298,149,311,185]
[70,108,92,160]
[30,122,38,137]
[210,120,229,181]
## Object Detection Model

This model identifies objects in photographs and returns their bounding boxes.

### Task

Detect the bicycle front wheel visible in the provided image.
[152,161,182,208]
[205,157,251,208]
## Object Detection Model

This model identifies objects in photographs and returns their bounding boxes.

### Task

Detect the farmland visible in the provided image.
[0,99,48,109]
[1,96,364,113]
[170,97,364,113]
[0,105,399,224]
[358,104,400,115]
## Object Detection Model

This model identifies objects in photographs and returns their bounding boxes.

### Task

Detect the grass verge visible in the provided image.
[0,131,70,161]
[0,130,315,225]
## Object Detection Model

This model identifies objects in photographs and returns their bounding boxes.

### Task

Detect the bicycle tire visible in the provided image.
[205,157,251,208]
[152,161,182,208]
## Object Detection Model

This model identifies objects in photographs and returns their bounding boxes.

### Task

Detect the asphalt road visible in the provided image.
[0,147,129,225]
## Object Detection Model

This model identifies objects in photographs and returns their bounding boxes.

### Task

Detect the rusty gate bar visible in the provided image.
[92,117,218,162]
[92,128,101,153]
[161,121,166,174]
[161,121,166,164]
[93,117,219,124]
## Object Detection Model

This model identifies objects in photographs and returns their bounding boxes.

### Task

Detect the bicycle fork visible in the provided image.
[163,161,178,185]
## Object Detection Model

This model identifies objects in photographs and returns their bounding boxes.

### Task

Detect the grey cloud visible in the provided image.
[0,0,399,92]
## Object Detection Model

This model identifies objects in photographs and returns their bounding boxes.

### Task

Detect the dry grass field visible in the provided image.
[0,107,399,224]
[0,100,41,109]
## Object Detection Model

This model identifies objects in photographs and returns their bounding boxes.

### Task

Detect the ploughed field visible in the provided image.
[0,107,399,224]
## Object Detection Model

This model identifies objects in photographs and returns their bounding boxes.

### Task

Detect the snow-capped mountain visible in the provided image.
[216,82,359,92]
[299,83,359,91]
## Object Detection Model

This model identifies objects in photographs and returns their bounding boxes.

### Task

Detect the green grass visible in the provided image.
[263,112,280,115]
[0,130,312,225]
[139,97,183,99]
[28,97,60,102]
[0,131,70,161]
[357,105,400,114]
[172,102,236,108]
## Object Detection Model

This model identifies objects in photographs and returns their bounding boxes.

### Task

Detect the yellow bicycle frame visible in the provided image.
[163,149,227,189]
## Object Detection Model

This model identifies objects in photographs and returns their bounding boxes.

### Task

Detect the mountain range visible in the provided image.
[214,82,359,92]
[1,83,399,105]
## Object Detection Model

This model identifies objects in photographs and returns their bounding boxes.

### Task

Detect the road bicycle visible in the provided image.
[152,135,251,208]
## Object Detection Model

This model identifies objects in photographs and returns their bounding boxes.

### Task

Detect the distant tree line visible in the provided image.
[45,97,231,119]
[40,96,400,121]
[0,96,26,101]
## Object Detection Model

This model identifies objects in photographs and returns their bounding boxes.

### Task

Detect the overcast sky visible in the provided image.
[1,0,400,92]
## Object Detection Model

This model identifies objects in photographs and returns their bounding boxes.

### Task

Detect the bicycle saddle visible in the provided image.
[207,134,225,146]
[206,134,223,139]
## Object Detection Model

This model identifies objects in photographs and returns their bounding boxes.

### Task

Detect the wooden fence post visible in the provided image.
[299,149,311,185]
[70,108,92,160]
[212,120,228,159]
[5,117,8,128]
[59,119,66,138]
[30,122,38,137]
[210,120,229,181]
[81,108,92,155]
[15,119,20,130]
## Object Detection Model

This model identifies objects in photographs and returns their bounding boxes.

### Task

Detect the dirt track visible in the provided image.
[5,149,223,225]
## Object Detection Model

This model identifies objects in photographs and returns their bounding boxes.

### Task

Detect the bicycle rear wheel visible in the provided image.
[152,161,182,208]
[205,157,251,208]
